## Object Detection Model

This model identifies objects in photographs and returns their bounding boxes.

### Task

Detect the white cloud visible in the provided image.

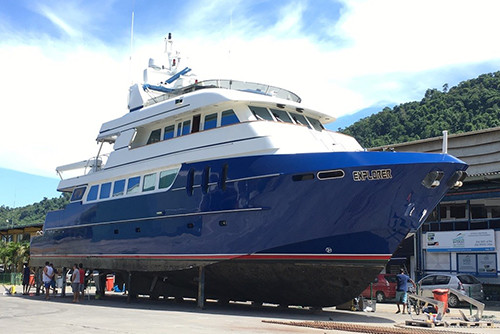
[0,37,129,177]
[1,0,499,178]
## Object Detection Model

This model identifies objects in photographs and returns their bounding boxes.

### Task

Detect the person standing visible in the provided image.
[395,268,416,314]
[42,261,54,300]
[50,263,58,295]
[71,263,80,303]
[78,263,85,299]
[22,263,31,295]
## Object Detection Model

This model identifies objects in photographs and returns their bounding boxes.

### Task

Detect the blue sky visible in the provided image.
[1,0,499,206]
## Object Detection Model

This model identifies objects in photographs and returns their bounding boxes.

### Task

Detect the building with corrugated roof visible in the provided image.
[371,126,500,289]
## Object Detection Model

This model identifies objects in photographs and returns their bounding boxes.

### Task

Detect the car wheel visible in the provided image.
[376,291,385,302]
[448,294,459,308]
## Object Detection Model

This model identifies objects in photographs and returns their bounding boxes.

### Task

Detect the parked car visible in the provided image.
[361,274,397,302]
[417,274,483,307]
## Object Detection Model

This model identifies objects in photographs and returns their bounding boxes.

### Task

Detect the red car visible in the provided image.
[361,274,397,302]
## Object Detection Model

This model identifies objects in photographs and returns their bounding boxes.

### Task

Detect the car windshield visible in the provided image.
[458,275,481,284]
[385,275,397,283]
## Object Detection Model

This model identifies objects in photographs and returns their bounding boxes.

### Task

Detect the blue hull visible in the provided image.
[30,151,467,306]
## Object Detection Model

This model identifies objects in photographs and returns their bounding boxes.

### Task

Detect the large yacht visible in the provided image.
[30,34,467,306]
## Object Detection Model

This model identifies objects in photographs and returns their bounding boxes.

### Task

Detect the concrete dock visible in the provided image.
[1,287,499,333]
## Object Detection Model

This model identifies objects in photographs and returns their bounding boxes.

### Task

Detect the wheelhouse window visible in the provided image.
[99,182,112,199]
[143,173,156,192]
[290,112,311,128]
[204,113,218,130]
[249,106,274,121]
[163,125,175,140]
[70,187,86,202]
[147,129,161,144]
[112,179,126,197]
[87,185,99,201]
[270,108,293,123]
[127,176,141,194]
[306,116,324,131]
[221,109,239,126]
[159,169,178,189]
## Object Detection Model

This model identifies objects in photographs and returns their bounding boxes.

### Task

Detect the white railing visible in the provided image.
[56,154,109,180]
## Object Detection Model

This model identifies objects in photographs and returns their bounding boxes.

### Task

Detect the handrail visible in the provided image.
[448,287,484,321]
[143,79,302,107]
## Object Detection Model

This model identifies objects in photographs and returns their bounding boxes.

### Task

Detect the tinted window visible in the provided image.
[143,173,156,192]
[147,129,161,144]
[221,109,239,126]
[204,113,218,130]
[249,106,274,121]
[290,112,311,128]
[181,120,191,135]
[420,276,435,285]
[435,275,451,285]
[127,176,141,194]
[385,275,397,283]
[163,125,175,140]
[87,185,99,201]
[306,116,324,131]
[99,182,112,199]
[159,169,178,189]
[70,187,86,202]
[113,179,125,197]
[270,108,293,123]
[458,275,481,284]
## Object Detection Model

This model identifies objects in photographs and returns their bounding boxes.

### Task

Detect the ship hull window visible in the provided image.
[70,187,86,202]
[87,185,99,201]
[127,176,141,194]
[204,113,218,130]
[163,125,175,140]
[143,173,157,192]
[221,109,239,126]
[99,182,112,199]
[181,120,191,136]
[113,179,126,197]
[147,129,161,144]
[159,169,178,190]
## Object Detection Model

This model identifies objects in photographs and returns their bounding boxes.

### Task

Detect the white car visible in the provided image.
[418,274,483,307]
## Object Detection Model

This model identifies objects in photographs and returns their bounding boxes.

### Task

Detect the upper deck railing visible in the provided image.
[143,79,302,107]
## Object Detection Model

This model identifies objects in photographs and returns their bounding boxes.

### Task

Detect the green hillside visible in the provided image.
[0,193,69,229]
[341,72,500,148]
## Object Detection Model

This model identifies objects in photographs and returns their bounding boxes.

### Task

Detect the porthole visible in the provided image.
[317,170,345,180]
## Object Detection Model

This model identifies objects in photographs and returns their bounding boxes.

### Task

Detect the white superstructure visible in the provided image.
[56,34,363,194]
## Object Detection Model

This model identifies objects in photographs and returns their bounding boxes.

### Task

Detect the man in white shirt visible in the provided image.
[42,261,54,300]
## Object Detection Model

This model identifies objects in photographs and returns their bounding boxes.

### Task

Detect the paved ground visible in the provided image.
[1,285,500,333]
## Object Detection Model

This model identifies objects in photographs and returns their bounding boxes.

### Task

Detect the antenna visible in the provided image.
[129,10,135,84]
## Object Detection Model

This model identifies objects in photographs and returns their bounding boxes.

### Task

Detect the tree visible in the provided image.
[341,71,500,147]
[0,241,30,273]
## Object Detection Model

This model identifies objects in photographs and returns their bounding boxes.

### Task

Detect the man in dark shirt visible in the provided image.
[396,268,416,314]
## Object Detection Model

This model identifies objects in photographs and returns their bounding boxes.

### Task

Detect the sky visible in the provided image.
[0,0,499,206]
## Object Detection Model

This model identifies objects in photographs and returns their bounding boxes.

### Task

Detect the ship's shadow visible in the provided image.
[22,292,394,324]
